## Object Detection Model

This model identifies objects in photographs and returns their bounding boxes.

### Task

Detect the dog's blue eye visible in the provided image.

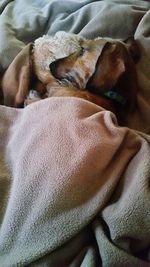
[79,47,86,56]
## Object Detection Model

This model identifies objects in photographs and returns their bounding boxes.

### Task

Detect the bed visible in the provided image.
[0,0,150,266]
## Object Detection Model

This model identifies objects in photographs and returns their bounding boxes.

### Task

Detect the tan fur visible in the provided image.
[0,32,140,124]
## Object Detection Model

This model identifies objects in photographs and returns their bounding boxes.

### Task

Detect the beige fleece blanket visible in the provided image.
[0,98,150,266]
[0,0,150,266]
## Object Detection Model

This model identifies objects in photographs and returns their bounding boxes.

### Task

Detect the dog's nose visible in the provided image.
[49,61,58,75]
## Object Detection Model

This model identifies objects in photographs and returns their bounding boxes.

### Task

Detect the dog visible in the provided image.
[0,32,140,123]
[48,37,140,121]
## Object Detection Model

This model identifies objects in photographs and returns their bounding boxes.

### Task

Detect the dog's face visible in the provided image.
[49,37,140,111]
[49,38,108,89]
[1,31,140,113]
[33,32,86,85]
[33,33,109,90]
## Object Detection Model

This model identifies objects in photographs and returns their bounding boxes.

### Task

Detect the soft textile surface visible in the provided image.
[0,0,150,266]
[0,98,150,267]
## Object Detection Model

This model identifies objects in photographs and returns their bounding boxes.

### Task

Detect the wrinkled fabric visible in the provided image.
[0,98,150,266]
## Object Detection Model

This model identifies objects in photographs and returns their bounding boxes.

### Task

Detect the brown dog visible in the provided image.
[48,37,140,122]
[0,33,140,124]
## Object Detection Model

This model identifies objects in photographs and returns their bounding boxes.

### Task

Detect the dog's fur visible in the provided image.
[0,31,140,123]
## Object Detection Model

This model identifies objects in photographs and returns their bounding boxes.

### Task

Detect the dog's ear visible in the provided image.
[87,42,126,92]
[1,43,33,107]
[124,37,140,64]
[87,40,139,112]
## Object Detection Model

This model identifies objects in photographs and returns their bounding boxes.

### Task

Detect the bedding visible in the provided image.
[0,0,150,266]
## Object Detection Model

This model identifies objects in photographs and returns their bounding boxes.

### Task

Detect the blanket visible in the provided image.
[0,98,150,267]
[0,0,150,266]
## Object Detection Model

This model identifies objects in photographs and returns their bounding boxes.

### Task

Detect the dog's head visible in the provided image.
[49,37,108,89]
[49,36,140,111]
[0,32,113,107]
[33,32,112,91]
[1,31,140,111]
